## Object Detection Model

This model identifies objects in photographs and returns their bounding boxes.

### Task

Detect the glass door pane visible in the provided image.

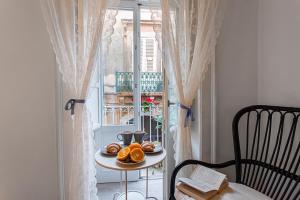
[138,8,164,184]
[102,9,135,126]
[97,8,139,184]
[140,8,163,144]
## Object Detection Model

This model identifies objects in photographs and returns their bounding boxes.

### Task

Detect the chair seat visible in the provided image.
[175,182,272,200]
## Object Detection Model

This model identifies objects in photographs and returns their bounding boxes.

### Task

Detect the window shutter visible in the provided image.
[146,39,154,71]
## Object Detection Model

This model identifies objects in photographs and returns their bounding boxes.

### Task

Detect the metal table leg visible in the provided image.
[113,171,123,200]
[146,168,158,200]
[146,168,148,198]
[125,170,128,200]
[116,170,144,200]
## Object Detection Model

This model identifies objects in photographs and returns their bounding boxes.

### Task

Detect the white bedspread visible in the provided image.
[175,182,272,200]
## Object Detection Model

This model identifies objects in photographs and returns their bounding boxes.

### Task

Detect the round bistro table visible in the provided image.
[95,149,166,200]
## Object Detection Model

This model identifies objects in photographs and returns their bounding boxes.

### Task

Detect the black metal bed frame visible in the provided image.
[169,105,300,200]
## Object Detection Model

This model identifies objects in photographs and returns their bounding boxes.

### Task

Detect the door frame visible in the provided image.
[56,66,65,200]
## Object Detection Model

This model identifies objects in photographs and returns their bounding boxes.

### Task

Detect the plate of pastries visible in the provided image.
[101,141,163,165]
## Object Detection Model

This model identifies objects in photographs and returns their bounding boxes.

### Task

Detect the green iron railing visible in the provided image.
[115,72,163,93]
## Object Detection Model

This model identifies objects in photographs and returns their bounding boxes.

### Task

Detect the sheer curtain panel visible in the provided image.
[41,0,119,199]
[160,0,225,175]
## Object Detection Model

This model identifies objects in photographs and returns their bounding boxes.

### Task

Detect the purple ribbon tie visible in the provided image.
[179,103,194,127]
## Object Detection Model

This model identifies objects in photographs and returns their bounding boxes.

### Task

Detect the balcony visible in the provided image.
[103,104,163,142]
[115,72,163,93]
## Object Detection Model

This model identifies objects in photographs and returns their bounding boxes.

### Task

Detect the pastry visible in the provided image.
[106,143,122,154]
[142,141,155,152]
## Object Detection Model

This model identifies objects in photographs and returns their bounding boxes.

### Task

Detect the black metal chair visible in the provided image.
[170,105,300,200]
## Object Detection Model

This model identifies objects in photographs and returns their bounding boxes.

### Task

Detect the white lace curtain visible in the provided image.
[41,0,119,199]
[159,0,225,175]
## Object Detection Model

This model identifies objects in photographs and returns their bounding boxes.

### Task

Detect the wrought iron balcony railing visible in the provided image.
[115,72,163,93]
[103,104,163,142]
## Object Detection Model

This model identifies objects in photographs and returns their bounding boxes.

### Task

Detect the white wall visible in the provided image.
[191,69,213,163]
[257,0,300,106]
[215,0,300,180]
[215,0,258,178]
[0,0,59,199]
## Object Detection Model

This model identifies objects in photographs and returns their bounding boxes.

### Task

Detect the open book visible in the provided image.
[177,166,228,200]
[179,166,226,192]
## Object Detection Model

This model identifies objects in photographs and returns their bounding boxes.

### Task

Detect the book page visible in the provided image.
[178,166,226,193]
[179,178,213,193]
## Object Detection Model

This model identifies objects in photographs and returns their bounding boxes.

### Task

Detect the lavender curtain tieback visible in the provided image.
[179,103,194,127]
[64,99,86,115]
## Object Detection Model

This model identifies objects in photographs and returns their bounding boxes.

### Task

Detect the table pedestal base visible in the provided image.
[116,190,144,200]
[146,196,158,200]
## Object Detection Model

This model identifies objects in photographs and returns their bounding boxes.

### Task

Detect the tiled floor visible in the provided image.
[97,178,164,200]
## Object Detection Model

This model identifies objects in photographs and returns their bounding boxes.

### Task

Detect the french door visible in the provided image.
[95,1,165,184]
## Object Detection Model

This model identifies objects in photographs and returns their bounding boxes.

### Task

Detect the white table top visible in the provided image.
[95,149,166,171]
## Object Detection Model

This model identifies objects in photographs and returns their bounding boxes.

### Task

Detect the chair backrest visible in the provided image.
[232,105,300,200]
